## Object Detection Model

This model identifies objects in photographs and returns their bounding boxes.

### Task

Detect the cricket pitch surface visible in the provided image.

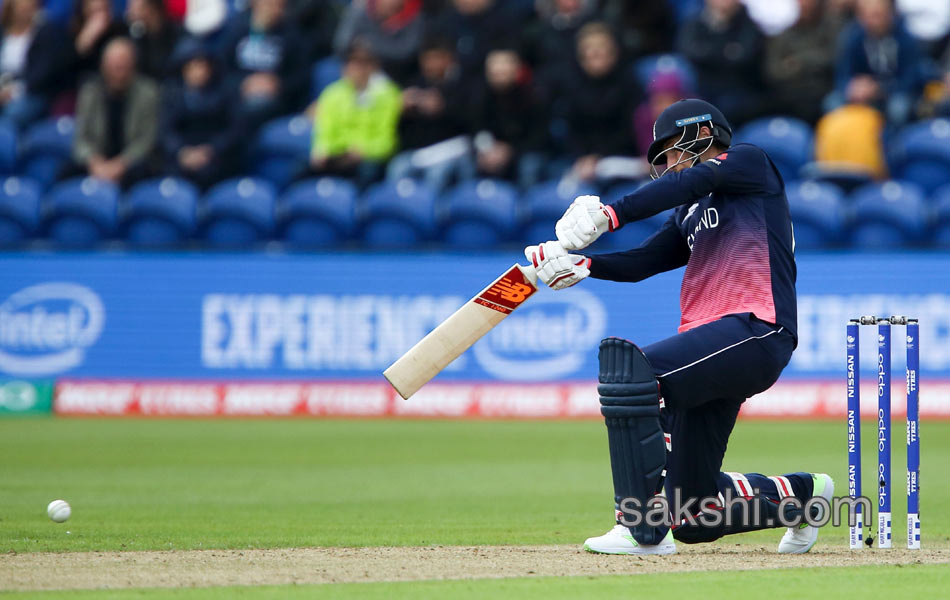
[3,545,950,591]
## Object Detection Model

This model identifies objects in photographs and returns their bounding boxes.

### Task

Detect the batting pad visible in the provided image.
[598,337,667,545]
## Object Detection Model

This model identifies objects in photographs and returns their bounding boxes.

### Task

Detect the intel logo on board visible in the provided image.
[0,283,105,376]
[473,288,606,380]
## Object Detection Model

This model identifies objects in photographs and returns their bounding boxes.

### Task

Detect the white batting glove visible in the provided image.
[524,241,591,291]
[554,195,616,250]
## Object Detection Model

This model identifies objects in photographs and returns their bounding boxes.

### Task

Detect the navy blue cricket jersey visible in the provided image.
[589,143,797,340]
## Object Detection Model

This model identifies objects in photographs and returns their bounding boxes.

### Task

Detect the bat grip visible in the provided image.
[520,240,573,287]
[518,262,539,286]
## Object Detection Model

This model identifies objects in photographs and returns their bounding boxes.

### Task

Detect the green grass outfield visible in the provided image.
[1,418,948,596]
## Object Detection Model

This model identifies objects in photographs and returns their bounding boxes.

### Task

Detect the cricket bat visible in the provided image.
[383,262,540,399]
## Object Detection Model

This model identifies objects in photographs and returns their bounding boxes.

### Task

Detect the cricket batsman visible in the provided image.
[525,99,834,555]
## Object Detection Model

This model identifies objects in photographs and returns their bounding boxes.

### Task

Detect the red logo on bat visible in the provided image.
[477,267,537,313]
[492,280,532,303]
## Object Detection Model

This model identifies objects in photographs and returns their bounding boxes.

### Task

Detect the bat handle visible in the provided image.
[517,262,539,287]
[520,240,572,287]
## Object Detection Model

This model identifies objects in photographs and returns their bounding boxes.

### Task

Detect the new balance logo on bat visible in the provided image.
[476,267,537,314]
[492,281,532,303]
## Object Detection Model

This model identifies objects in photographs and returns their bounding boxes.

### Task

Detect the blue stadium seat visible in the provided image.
[311,56,342,100]
[123,178,199,248]
[734,117,813,182]
[442,179,519,248]
[278,177,358,248]
[585,180,672,251]
[359,178,436,248]
[521,179,599,245]
[0,120,17,174]
[633,53,697,93]
[785,180,846,249]
[849,181,929,249]
[199,177,276,248]
[43,177,119,247]
[19,116,74,190]
[798,168,872,195]
[0,177,41,245]
[890,119,950,193]
[249,115,312,189]
[930,185,950,248]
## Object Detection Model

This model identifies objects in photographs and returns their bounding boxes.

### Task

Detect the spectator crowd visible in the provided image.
[5,0,950,195]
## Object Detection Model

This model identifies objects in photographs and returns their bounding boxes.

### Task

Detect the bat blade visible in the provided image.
[383,263,538,399]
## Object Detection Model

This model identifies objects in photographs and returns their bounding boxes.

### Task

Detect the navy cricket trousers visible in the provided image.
[641,312,808,542]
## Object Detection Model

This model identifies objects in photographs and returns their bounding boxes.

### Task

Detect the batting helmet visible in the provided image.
[646,99,733,179]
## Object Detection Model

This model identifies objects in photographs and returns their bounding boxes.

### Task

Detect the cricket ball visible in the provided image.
[47,499,71,523]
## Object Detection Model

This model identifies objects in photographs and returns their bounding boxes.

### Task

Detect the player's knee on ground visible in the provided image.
[671,523,722,544]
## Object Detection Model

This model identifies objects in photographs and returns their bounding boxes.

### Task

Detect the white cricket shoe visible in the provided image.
[583,524,676,555]
[777,473,835,554]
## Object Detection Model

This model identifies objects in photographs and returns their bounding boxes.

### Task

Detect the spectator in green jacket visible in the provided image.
[306,40,401,188]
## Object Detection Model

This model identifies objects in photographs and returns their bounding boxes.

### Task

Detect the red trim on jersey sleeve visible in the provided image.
[604,205,619,231]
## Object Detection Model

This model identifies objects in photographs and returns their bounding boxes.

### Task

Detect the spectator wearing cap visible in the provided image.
[826,0,922,125]
[677,0,766,126]
[765,0,841,124]
[387,36,476,192]
[307,41,401,188]
[219,0,307,130]
[160,39,242,189]
[333,0,426,85]
[65,37,159,188]
[0,0,68,129]
[472,46,546,188]
[125,0,181,81]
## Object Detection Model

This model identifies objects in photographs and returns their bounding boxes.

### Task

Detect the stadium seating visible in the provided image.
[248,116,312,190]
[798,168,872,195]
[43,177,119,247]
[278,177,358,248]
[734,117,813,182]
[785,180,846,249]
[848,181,929,249]
[359,178,437,248]
[199,177,276,248]
[311,56,342,100]
[18,117,74,190]
[0,177,41,246]
[123,178,199,248]
[889,118,950,193]
[522,179,599,245]
[441,179,519,248]
[931,185,950,248]
[634,53,698,93]
[0,121,16,174]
